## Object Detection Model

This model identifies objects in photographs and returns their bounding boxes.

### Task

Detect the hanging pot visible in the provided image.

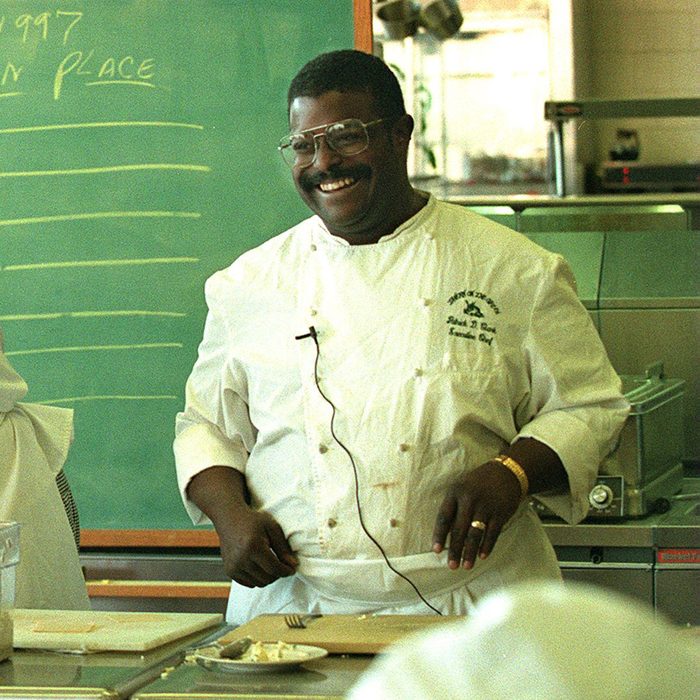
[420,0,463,40]
[375,0,421,40]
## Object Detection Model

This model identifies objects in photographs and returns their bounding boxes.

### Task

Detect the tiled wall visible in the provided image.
[574,0,699,165]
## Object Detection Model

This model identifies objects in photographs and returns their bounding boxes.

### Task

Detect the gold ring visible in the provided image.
[470,520,487,531]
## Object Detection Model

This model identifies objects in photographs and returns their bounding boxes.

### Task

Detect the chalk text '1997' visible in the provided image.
[0,10,83,45]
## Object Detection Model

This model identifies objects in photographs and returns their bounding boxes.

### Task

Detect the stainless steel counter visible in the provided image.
[442,192,700,210]
[132,653,374,700]
[0,627,223,699]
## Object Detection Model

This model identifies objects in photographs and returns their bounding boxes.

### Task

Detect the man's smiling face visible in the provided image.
[288,89,413,244]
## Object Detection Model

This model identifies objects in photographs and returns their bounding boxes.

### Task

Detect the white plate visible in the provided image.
[193,643,328,673]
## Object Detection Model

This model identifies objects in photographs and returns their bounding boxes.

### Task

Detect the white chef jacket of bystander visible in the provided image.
[347,581,700,700]
[0,347,90,610]
[174,196,629,622]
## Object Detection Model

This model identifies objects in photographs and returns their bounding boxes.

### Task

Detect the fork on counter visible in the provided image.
[283,613,322,629]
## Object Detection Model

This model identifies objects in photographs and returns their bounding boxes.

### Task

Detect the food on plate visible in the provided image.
[241,640,293,662]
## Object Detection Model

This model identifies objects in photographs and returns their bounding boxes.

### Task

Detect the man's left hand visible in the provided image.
[432,461,522,570]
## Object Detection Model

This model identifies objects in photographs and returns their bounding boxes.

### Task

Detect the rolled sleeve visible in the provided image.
[174,421,248,524]
[517,405,626,523]
[515,256,629,523]
[173,272,255,525]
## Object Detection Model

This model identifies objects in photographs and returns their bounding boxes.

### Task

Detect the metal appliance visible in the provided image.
[521,227,698,479]
[544,97,700,197]
[598,162,700,193]
[532,363,686,520]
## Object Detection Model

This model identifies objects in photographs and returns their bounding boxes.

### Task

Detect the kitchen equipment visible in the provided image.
[11,609,222,652]
[544,97,700,196]
[609,129,640,161]
[597,231,699,463]
[216,613,462,654]
[598,162,700,193]
[0,522,19,662]
[533,363,686,520]
[420,0,463,40]
[375,0,420,40]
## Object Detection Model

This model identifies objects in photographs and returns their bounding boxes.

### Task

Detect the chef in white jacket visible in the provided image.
[174,50,629,624]
[0,329,90,609]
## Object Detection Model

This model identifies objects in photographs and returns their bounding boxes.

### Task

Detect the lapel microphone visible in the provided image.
[295,326,317,340]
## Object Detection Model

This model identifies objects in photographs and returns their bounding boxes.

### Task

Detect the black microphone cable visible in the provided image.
[296,326,442,616]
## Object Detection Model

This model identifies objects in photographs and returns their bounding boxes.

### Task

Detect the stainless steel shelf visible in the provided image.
[545,98,700,121]
[543,97,700,196]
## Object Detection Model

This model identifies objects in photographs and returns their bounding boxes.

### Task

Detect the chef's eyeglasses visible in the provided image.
[278,118,389,168]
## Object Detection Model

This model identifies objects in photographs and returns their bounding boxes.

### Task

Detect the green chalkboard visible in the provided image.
[0,1,354,529]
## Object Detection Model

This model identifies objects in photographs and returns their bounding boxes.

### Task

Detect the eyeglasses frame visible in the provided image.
[278,117,390,168]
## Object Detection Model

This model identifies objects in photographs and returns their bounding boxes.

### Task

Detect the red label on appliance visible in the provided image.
[545,101,583,120]
[657,548,700,564]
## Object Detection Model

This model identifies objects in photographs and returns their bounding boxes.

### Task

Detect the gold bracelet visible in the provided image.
[492,455,529,498]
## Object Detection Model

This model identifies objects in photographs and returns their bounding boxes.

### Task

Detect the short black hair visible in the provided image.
[287,49,406,120]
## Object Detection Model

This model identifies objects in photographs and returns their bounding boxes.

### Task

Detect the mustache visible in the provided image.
[299,164,371,189]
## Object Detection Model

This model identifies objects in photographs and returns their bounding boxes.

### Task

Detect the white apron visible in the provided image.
[0,352,90,610]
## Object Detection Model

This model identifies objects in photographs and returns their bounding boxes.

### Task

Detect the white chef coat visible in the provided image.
[0,350,90,610]
[174,196,629,623]
[347,580,700,700]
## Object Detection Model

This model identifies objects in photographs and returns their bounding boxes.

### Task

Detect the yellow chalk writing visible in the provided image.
[39,395,179,405]
[56,10,83,45]
[6,343,183,357]
[0,164,210,178]
[1,62,22,85]
[7,10,83,44]
[0,122,204,134]
[53,50,156,99]
[3,257,199,272]
[0,211,201,226]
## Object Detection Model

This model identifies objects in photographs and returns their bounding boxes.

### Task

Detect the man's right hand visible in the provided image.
[186,466,297,588]
[218,506,298,588]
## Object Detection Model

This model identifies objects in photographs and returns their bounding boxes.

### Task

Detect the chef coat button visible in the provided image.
[414,368,423,377]
[310,244,317,251]
[425,234,434,241]
[318,444,328,454]
[398,443,410,452]
[310,308,317,317]
[389,518,399,528]
[421,297,431,307]
[327,518,337,528]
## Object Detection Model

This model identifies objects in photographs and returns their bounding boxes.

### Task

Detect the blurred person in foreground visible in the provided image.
[174,49,629,623]
[348,581,700,700]
[0,328,89,609]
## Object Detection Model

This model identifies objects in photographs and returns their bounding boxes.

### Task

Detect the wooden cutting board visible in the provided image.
[12,609,222,652]
[218,614,464,654]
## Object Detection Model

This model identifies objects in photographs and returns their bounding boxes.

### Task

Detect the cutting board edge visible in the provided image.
[12,610,223,652]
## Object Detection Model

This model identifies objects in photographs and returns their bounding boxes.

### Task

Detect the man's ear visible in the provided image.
[392,114,414,149]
